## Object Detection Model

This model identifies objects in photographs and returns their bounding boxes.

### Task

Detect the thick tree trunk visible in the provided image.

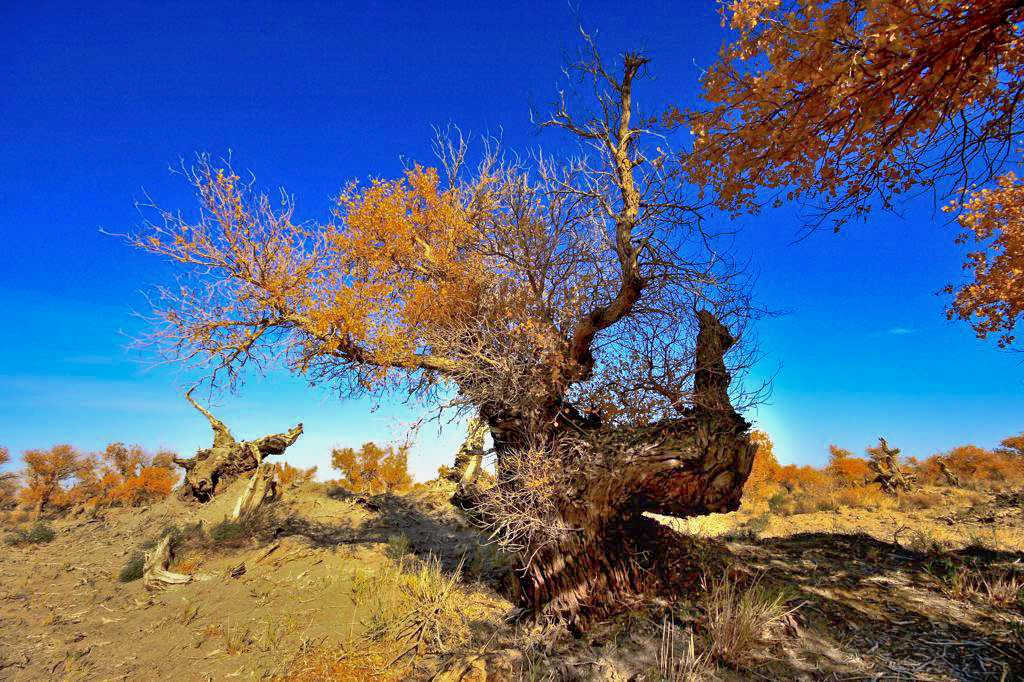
[520,515,711,621]
[174,390,303,501]
[474,311,756,623]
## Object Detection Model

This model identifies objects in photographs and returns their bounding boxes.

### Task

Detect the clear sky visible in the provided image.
[1,1,1021,481]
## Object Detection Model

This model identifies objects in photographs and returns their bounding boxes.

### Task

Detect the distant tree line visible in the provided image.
[743,430,1024,514]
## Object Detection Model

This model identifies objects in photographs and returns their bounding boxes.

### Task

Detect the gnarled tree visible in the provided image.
[173,389,303,501]
[127,44,761,623]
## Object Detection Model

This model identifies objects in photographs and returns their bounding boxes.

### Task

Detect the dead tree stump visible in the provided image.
[230,463,277,521]
[868,436,917,494]
[143,535,192,590]
[173,389,303,501]
[938,458,960,487]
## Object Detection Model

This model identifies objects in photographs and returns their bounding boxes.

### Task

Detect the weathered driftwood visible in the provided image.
[869,437,917,494]
[143,535,192,590]
[230,462,277,521]
[174,389,303,501]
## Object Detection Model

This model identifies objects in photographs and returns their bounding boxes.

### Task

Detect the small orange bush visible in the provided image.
[331,442,413,494]
[96,444,180,507]
[274,462,318,486]
[742,431,780,500]
[998,433,1024,458]
[109,466,177,506]
[927,444,1024,490]
[826,445,871,487]
[19,444,89,516]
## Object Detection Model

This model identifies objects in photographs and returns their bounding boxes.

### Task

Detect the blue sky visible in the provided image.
[1,0,1021,481]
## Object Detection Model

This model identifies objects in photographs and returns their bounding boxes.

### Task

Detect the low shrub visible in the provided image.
[352,554,472,658]
[658,616,714,681]
[384,533,411,561]
[833,485,894,511]
[897,489,945,510]
[209,518,250,546]
[119,554,145,582]
[4,522,56,546]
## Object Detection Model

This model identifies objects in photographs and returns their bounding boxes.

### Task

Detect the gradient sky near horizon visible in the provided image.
[1,0,1021,481]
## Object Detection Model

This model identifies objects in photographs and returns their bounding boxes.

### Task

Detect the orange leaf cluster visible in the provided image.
[11,442,179,514]
[741,430,780,497]
[826,445,871,486]
[19,444,89,515]
[330,442,412,494]
[945,171,1024,347]
[743,431,1024,512]
[274,461,318,487]
[685,0,1024,226]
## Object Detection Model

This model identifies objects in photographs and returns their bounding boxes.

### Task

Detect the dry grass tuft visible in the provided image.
[355,554,471,660]
[283,644,406,682]
[659,616,714,681]
[826,485,889,511]
[948,569,1024,606]
[286,553,487,680]
[701,574,795,668]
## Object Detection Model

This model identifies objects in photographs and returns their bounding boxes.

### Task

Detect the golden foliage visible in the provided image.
[945,172,1024,347]
[274,461,317,486]
[127,50,760,431]
[13,442,178,513]
[108,466,177,506]
[938,445,1024,488]
[19,444,88,514]
[742,430,780,498]
[998,432,1024,458]
[826,445,871,486]
[95,443,180,507]
[743,431,1024,514]
[686,0,1024,223]
[685,0,1024,342]
[331,442,412,494]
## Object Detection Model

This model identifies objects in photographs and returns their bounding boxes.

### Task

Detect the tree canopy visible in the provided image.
[129,45,758,430]
[684,0,1024,345]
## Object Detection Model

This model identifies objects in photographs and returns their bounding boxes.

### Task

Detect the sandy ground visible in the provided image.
[1,482,1022,681]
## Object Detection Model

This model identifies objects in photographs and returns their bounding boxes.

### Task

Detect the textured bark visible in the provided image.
[230,463,277,521]
[449,416,487,505]
[453,417,487,479]
[174,390,303,501]
[477,311,756,622]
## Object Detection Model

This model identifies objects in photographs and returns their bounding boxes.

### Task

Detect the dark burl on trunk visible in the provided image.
[173,390,303,501]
